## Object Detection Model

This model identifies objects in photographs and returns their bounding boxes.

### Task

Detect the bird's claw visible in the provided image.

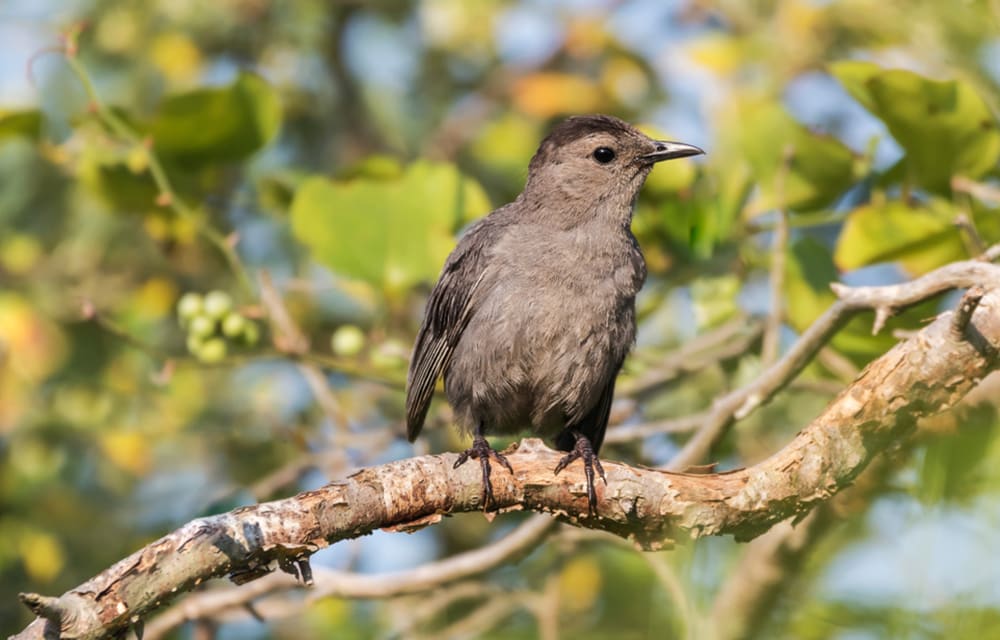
[553,431,605,516]
[454,434,513,510]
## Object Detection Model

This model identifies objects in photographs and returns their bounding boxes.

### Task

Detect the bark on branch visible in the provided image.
[12,284,1000,640]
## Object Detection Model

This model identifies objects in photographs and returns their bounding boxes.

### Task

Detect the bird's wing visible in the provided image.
[405,224,491,442]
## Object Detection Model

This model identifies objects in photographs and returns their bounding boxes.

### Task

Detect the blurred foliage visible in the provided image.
[3,0,1000,638]
[290,160,490,297]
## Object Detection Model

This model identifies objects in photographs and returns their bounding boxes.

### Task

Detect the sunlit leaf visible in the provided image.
[290,161,491,295]
[691,274,742,328]
[559,556,603,614]
[470,113,541,185]
[340,154,405,181]
[828,60,881,112]
[601,55,651,104]
[150,32,203,83]
[728,101,858,213]
[99,431,152,476]
[785,237,839,333]
[0,234,42,275]
[564,18,613,59]
[688,34,744,76]
[835,200,966,274]
[18,530,64,583]
[143,72,281,162]
[830,63,1000,192]
[0,293,68,382]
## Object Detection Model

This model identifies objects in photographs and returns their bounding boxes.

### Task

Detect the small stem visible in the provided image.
[64,52,254,297]
[952,287,985,337]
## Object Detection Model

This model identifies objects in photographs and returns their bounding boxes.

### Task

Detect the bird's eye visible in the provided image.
[592,147,616,164]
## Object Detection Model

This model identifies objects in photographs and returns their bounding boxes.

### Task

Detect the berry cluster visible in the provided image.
[176,291,260,363]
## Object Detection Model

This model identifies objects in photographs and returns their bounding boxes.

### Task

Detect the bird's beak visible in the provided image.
[642,140,705,163]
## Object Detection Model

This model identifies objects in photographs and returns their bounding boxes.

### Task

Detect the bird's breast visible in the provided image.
[444,223,643,435]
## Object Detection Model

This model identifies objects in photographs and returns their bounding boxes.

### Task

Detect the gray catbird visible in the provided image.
[406,114,703,513]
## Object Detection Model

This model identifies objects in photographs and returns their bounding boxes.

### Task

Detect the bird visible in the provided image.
[405,114,703,514]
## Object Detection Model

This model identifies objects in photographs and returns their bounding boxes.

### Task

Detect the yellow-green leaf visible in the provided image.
[828,60,881,113]
[728,101,858,213]
[831,63,1000,192]
[835,200,966,274]
[785,238,935,364]
[290,161,491,295]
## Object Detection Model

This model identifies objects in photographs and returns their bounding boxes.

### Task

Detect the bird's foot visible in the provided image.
[553,431,606,516]
[454,434,514,510]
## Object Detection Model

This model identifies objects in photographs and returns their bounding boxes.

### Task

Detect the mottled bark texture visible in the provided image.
[12,289,1000,640]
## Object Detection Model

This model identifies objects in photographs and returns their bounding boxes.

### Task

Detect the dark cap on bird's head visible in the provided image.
[528,114,704,173]
[523,114,704,213]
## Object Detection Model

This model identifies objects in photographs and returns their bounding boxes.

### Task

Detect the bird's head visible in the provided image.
[522,114,703,225]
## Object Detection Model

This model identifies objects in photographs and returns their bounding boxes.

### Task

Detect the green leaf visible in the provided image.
[256,170,307,217]
[143,72,281,163]
[830,63,1000,192]
[834,200,966,274]
[730,101,858,212]
[470,113,541,185]
[290,161,491,295]
[785,237,936,364]
[785,237,839,334]
[0,111,42,141]
[828,60,881,113]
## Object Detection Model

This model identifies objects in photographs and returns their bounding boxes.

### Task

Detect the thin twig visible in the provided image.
[424,595,521,639]
[605,412,707,444]
[619,317,763,397]
[82,301,170,361]
[640,553,697,639]
[258,271,353,438]
[761,146,794,366]
[391,582,505,637]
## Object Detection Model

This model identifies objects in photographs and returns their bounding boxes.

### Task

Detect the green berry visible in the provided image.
[203,291,233,319]
[331,325,365,357]
[177,292,203,323]
[188,315,216,339]
[186,333,204,355]
[242,321,260,347]
[221,312,246,338]
[198,337,227,363]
